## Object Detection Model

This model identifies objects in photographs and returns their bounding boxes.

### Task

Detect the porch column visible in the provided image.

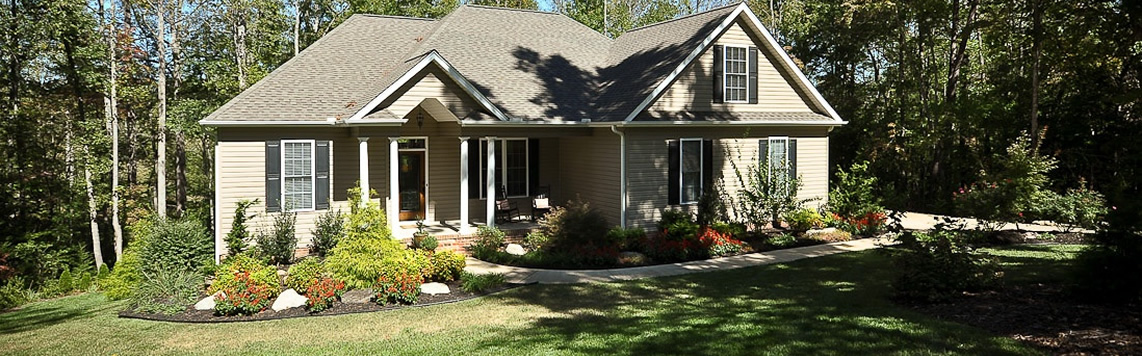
[459,137,470,233]
[357,137,370,205]
[388,137,399,233]
[485,137,496,228]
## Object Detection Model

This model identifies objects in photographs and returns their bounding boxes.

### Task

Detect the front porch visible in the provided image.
[392,219,543,253]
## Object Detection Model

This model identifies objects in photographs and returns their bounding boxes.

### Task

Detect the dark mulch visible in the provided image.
[909,284,1142,355]
[119,280,527,323]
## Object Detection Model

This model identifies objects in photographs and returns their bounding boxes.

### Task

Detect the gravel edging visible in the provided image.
[117,282,532,324]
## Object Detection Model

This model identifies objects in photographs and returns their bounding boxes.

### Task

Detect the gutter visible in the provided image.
[610,125,627,228]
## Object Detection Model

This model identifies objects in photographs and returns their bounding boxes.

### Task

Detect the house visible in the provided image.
[201,3,846,258]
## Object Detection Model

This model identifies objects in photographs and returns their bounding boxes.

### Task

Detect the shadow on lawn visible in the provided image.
[0,295,117,335]
[479,251,1033,355]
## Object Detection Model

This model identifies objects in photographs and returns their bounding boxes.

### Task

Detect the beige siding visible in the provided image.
[380,65,481,119]
[648,20,815,114]
[624,126,830,230]
[558,128,621,226]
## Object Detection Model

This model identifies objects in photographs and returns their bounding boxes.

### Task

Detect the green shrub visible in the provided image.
[698,227,745,257]
[310,208,345,258]
[1072,230,1142,304]
[56,266,74,295]
[0,277,30,310]
[346,185,391,241]
[214,270,277,316]
[954,134,1055,229]
[768,233,797,248]
[284,257,325,292]
[460,272,506,293]
[888,230,1000,302]
[100,247,142,300]
[257,211,298,265]
[710,221,746,237]
[76,272,93,291]
[658,209,693,230]
[428,250,466,282]
[695,185,726,226]
[827,161,883,221]
[374,251,431,305]
[522,231,549,251]
[541,198,611,249]
[133,269,202,315]
[783,208,823,231]
[605,227,646,250]
[736,160,806,228]
[325,235,404,290]
[209,253,281,296]
[226,199,258,256]
[305,277,346,312]
[413,235,439,251]
[139,217,214,275]
[469,226,506,258]
[1033,181,1107,230]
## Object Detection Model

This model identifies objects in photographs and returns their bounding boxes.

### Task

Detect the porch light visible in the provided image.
[416,111,424,129]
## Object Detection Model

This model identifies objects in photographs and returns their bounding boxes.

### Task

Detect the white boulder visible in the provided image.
[505,243,526,256]
[420,282,451,295]
[194,295,217,310]
[271,289,308,311]
[342,289,374,304]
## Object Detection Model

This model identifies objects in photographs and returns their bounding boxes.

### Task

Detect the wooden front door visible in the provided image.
[398,151,426,221]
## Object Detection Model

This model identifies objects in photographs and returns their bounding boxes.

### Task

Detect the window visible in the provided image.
[282,140,315,211]
[764,137,792,195]
[680,139,703,204]
[479,138,529,198]
[723,46,748,103]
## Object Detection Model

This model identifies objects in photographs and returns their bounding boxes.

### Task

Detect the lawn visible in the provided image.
[0,245,1075,355]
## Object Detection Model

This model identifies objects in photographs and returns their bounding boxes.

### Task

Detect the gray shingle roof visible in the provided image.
[204,3,831,125]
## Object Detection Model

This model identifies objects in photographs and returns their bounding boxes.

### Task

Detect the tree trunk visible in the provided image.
[156,0,167,218]
[235,16,248,90]
[293,0,300,55]
[1030,0,1042,150]
[107,0,123,260]
[170,0,186,216]
[85,161,105,268]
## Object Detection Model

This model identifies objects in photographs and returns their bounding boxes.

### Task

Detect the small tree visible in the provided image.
[739,161,806,229]
[828,161,883,219]
[955,134,1056,230]
[257,211,297,265]
[310,208,345,258]
[225,199,258,256]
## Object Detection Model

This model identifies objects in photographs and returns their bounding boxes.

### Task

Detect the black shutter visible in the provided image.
[315,140,331,210]
[788,139,797,181]
[748,46,759,104]
[759,139,769,167]
[712,45,724,104]
[469,138,481,198]
[265,140,281,212]
[667,140,680,205]
[702,140,713,193]
[528,138,539,196]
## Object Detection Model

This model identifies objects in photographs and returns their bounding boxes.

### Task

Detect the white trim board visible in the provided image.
[347,50,511,122]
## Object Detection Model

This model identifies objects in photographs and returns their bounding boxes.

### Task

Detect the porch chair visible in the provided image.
[531,185,552,222]
[495,186,520,223]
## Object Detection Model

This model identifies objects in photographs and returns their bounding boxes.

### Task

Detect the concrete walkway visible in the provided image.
[463,237,890,284]
[896,211,1094,233]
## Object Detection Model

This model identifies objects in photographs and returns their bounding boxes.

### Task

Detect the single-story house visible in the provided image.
[201,3,846,258]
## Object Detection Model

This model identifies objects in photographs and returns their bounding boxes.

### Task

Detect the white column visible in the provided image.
[485,137,496,228]
[388,137,400,232]
[357,137,370,205]
[459,137,470,233]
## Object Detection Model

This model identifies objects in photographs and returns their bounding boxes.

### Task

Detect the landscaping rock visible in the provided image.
[271,289,307,311]
[342,289,374,304]
[277,269,288,278]
[194,295,217,310]
[420,282,451,295]
[505,243,526,256]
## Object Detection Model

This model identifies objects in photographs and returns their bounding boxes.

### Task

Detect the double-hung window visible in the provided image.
[723,45,749,103]
[761,137,796,196]
[282,140,315,211]
[668,138,712,205]
[479,138,529,198]
[680,139,703,204]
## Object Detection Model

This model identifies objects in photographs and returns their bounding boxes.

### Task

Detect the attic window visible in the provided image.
[723,46,748,103]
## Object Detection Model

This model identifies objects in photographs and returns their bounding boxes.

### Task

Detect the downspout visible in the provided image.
[610,125,626,228]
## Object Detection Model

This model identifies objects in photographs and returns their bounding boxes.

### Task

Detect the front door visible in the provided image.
[398,151,426,221]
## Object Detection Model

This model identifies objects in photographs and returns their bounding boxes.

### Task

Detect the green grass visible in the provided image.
[0,245,1082,355]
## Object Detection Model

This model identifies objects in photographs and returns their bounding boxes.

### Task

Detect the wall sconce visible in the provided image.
[416,111,424,130]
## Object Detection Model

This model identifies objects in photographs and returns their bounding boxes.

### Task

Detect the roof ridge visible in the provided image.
[462,4,559,15]
[353,13,437,21]
[621,2,742,34]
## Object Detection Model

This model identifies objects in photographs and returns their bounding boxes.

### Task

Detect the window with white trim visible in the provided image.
[282,140,315,211]
[723,46,748,103]
[480,138,529,198]
[680,138,703,204]
[766,136,790,194]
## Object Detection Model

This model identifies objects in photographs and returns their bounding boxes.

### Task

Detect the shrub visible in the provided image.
[658,209,693,230]
[214,270,277,316]
[697,227,745,257]
[284,257,325,292]
[783,208,823,231]
[209,253,281,297]
[325,235,405,290]
[55,267,74,295]
[257,211,298,265]
[469,226,506,258]
[226,199,258,256]
[710,221,746,238]
[1072,230,1142,304]
[413,235,439,251]
[305,277,347,312]
[522,231,549,251]
[695,185,726,226]
[460,272,506,293]
[541,198,611,249]
[1034,181,1107,231]
[768,233,797,248]
[736,161,807,228]
[0,277,30,310]
[428,250,466,282]
[375,268,423,305]
[827,161,883,221]
[829,211,887,236]
[954,134,1055,229]
[139,217,213,275]
[133,269,202,315]
[310,208,345,258]
[345,185,391,241]
[641,235,702,262]
[888,230,1000,302]
[101,248,142,300]
[606,227,647,250]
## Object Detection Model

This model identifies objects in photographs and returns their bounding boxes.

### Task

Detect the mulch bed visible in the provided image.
[119,280,528,323]
[908,283,1141,355]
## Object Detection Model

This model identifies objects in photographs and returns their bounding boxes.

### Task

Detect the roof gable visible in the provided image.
[347,51,510,122]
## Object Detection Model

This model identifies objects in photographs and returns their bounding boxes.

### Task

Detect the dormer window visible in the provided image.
[723,46,748,103]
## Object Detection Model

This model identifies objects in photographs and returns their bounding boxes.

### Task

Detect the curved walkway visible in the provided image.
[464,237,890,284]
